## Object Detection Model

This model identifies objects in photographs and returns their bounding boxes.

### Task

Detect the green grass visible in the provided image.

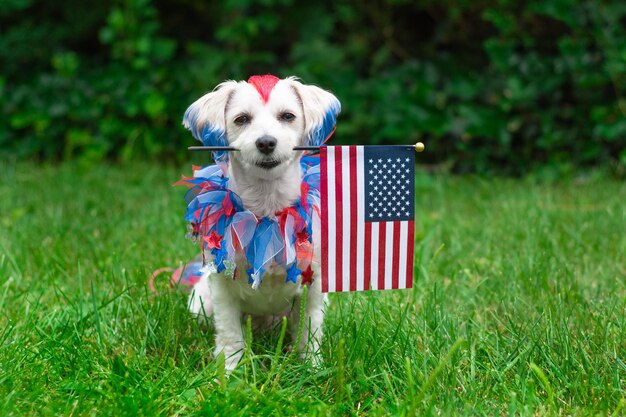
[1,162,625,416]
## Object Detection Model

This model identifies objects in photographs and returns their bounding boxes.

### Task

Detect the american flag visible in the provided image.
[320,145,415,293]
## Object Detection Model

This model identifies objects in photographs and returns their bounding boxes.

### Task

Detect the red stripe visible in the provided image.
[320,148,329,293]
[364,222,372,291]
[334,147,343,292]
[406,220,415,288]
[377,222,386,290]
[392,221,401,289]
[349,146,358,291]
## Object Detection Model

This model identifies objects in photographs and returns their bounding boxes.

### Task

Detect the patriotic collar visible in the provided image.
[176,155,320,289]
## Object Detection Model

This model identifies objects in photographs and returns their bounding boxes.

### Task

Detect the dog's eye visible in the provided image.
[279,112,296,122]
[234,114,251,126]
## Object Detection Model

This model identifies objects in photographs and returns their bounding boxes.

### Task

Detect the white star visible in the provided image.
[401,195,405,200]
[387,158,392,162]
[401,163,405,168]
[401,174,406,179]
[383,175,388,180]
[369,202,374,207]
[392,175,396,179]
[373,207,378,212]
[374,186,378,191]
[383,196,387,201]
[369,170,373,174]
[369,191,373,196]
[383,207,387,212]
[392,164,396,169]
[373,164,378,169]
[396,158,401,162]
[392,196,397,201]
[382,164,387,169]
[369,159,373,163]
[383,186,387,190]
[373,175,378,180]
[378,159,383,163]
[369,181,373,185]
[374,196,378,201]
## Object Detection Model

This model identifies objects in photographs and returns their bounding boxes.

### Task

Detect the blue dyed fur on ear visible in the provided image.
[182,106,228,147]
[182,95,230,162]
[307,98,341,147]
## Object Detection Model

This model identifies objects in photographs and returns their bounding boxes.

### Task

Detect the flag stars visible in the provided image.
[364,150,413,221]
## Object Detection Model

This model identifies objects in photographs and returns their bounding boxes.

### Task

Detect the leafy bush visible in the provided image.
[1,0,624,174]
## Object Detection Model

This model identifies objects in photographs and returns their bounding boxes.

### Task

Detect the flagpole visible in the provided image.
[188,142,426,152]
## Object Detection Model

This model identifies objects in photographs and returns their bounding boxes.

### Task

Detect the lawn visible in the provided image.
[1,162,625,416]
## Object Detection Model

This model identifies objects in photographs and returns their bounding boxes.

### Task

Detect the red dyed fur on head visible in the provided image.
[248,75,280,103]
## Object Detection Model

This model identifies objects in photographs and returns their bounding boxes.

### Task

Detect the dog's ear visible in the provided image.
[291,80,341,146]
[182,81,238,147]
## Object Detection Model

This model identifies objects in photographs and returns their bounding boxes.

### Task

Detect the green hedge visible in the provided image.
[1,0,625,175]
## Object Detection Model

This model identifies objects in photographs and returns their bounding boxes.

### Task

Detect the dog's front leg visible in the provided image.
[210,277,245,371]
[290,267,326,366]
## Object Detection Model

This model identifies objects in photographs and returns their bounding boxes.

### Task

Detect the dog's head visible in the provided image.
[183,75,340,178]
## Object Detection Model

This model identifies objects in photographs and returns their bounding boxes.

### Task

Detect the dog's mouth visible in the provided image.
[255,159,281,169]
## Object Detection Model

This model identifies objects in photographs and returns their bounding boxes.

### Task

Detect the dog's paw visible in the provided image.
[214,346,244,373]
[188,278,213,324]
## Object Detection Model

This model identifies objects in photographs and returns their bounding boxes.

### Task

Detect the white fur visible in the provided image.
[184,77,340,370]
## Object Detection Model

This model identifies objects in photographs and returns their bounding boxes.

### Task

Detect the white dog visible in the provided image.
[181,75,341,370]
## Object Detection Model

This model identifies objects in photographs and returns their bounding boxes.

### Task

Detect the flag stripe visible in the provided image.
[349,146,358,291]
[327,147,337,292]
[334,146,343,292]
[341,147,351,292]
[363,221,371,291]
[355,146,365,291]
[407,220,415,288]
[321,148,329,293]
[371,222,379,290]
[378,221,386,290]
[392,221,401,289]
[398,221,408,289]
[384,221,394,290]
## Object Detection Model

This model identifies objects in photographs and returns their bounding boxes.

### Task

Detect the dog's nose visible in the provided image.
[255,135,277,155]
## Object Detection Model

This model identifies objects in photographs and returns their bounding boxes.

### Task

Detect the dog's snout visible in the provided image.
[255,135,277,155]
